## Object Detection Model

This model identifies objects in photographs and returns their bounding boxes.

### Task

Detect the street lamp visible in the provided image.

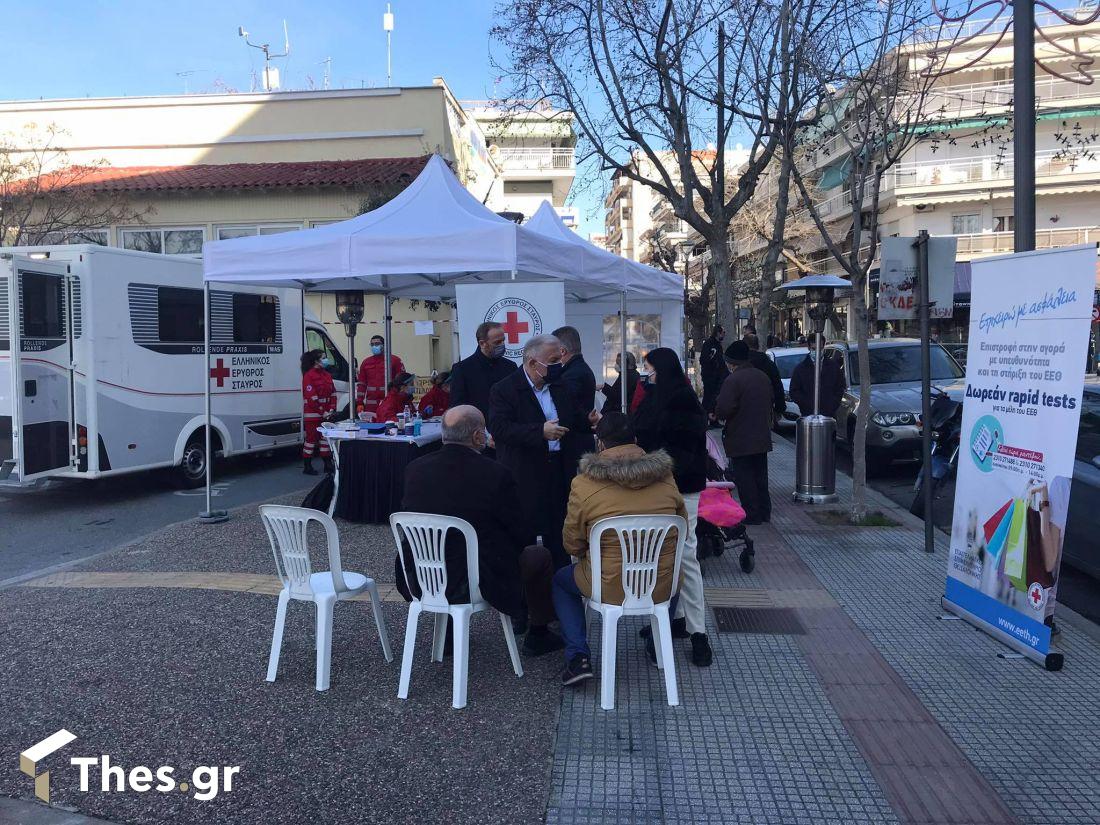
[335,291,365,420]
[776,274,849,504]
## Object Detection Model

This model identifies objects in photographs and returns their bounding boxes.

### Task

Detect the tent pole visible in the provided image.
[384,294,393,387]
[348,329,356,422]
[199,281,228,524]
[619,291,627,412]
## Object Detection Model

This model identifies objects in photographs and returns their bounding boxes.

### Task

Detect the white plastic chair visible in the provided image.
[390,512,523,709]
[260,505,393,691]
[585,514,687,710]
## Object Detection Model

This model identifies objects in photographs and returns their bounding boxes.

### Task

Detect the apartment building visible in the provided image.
[463,102,577,224]
[0,80,505,374]
[734,10,1100,342]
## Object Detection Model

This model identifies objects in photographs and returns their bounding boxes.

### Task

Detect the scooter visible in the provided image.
[909,388,963,519]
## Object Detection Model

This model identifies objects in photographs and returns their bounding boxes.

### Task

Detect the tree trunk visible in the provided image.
[757,152,794,342]
[849,275,871,524]
[710,235,735,334]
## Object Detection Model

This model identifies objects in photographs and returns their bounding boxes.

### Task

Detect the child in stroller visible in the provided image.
[696,430,756,573]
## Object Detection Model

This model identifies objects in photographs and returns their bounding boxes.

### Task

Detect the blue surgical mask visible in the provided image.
[539,361,564,382]
[371,344,383,356]
[320,357,333,368]
[490,343,506,359]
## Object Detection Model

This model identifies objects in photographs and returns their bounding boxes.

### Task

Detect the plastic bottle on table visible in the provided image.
[413,412,422,437]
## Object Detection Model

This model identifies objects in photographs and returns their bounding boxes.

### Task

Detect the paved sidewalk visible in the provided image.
[546,438,1100,824]
[2,437,1098,824]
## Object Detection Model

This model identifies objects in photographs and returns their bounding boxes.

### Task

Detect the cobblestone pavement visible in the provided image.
[3,438,1099,824]
[546,438,1100,825]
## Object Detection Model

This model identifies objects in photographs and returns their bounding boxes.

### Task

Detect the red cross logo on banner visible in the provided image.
[1027,582,1046,611]
[500,311,530,343]
[210,358,231,388]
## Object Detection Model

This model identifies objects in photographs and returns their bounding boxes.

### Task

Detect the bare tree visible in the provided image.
[493,0,845,333]
[788,1,952,521]
[0,124,145,246]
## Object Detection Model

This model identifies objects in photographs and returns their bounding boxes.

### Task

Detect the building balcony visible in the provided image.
[888,149,1100,197]
[954,225,1100,258]
[914,75,1100,121]
[495,146,575,174]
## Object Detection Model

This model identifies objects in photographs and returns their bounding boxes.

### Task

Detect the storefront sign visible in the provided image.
[879,236,957,320]
[943,245,1094,669]
[455,282,565,363]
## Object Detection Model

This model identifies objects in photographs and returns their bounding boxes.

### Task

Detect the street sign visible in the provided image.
[879,236,957,320]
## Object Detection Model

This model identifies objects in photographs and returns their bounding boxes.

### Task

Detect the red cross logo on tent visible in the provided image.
[210,358,231,388]
[500,311,530,344]
[1027,582,1046,611]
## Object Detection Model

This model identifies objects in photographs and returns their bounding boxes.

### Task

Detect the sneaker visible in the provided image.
[524,630,565,657]
[691,633,713,667]
[561,655,594,686]
[639,617,689,640]
[644,635,658,667]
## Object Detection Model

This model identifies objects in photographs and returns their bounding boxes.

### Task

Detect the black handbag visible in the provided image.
[300,473,335,512]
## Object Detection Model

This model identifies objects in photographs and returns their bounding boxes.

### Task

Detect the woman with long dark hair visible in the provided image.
[300,349,337,475]
[631,347,713,666]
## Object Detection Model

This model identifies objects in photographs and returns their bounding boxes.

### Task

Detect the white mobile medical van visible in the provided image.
[0,246,350,489]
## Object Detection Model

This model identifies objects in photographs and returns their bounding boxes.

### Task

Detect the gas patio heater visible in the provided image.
[335,290,365,421]
[776,274,849,504]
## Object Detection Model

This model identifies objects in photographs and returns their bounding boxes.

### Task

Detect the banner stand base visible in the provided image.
[198,510,230,525]
[941,596,1064,672]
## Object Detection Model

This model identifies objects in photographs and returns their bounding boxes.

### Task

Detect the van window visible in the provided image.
[233,293,278,343]
[306,327,348,379]
[158,286,204,342]
[21,272,65,338]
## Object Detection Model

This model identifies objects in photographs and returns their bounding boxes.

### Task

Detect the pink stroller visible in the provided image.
[696,430,755,573]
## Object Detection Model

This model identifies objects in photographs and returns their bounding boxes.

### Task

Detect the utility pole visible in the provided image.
[715,22,725,330]
[384,4,395,86]
[1013,1,1036,252]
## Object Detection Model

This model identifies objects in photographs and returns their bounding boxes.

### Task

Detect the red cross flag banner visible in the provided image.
[455,282,566,364]
[943,245,1095,671]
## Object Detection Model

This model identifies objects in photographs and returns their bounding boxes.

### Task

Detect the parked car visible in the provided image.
[1064,377,1100,580]
[765,346,807,430]
[829,338,966,476]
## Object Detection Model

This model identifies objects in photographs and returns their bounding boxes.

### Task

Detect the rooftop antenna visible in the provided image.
[238,21,290,91]
[176,70,198,94]
[321,56,332,90]
[383,4,394,86]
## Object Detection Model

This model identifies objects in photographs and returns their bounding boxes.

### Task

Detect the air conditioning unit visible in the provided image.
[914,203,935,213]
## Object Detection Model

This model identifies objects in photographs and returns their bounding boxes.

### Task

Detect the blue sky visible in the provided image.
[0,0,604,233]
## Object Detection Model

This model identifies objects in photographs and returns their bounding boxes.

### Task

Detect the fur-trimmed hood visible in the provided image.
[577,444,674,490]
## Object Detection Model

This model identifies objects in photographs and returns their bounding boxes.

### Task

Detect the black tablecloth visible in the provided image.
[332,437,441,524]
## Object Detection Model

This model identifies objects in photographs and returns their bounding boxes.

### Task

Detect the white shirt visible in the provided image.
[524,368,561,452]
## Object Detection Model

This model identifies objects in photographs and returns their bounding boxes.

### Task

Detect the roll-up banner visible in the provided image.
[944,244,1095,670]
[455,282,566,363]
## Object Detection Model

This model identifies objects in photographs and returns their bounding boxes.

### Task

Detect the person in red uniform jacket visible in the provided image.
[301,350,338,475]
[417,371,451,418]
[375,372,416,424]
[356,335,405,419]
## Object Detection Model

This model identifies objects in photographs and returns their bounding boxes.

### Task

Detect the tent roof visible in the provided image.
[524,201,682,300]
[202,154,642,299]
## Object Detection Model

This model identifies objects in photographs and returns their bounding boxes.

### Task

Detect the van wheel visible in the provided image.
[178,437,210,488]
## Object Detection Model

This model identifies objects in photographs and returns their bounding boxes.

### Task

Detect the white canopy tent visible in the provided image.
[196,154,683,520]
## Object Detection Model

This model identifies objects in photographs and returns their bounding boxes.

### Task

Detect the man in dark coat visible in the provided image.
[488,334,591,567]
[395,405,563,656]
[743,333,785,422]
[449,321,517,417]
[789,333,846,418]
[715,340,774,524]
[551,325,596,458]
[699,325,729,414]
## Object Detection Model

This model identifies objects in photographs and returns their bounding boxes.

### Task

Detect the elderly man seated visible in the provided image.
[395,405,563,656]
[551,412,687,686]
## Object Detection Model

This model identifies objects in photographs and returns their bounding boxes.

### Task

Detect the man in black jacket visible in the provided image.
[551,325,596,458]
[449,321,517,417]
[488,334,591,567]
[743,333,785,422]
[395,405,563,656]
[789,334,846,418]
[699,325,729,414]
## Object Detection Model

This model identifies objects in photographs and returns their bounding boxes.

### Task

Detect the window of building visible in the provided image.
[36,229,109,246]
[951,213,981,234]
[215,224,301,240]
[121,227,204,255]
[157,287,204,342]
[994,214,1015,233]
[232,293,279,343]
[20,272,65,339]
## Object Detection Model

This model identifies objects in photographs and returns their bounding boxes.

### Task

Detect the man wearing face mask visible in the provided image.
[788,333,845,418]
[394,405,563,655]
[449,321,517,419]
[355,334,405,420]
[489,334,592,566]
